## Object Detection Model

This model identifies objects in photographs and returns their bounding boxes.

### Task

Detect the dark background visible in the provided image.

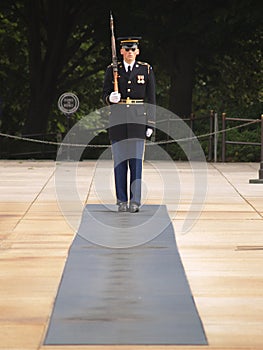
[0,0,262,160]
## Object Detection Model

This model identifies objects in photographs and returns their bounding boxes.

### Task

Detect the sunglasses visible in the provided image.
[125,48,136,52]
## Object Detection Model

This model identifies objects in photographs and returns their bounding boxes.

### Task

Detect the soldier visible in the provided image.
[103,37,156,213]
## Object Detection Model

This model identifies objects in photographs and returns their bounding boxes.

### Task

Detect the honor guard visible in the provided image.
[103,36,156,213]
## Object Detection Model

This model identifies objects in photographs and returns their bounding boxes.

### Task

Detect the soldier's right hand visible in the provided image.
[109,91,121,103]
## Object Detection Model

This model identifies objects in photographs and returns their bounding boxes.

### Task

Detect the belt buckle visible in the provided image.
[126,97,131,104]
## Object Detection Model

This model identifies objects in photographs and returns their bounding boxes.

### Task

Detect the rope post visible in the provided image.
[190,112,195,131]
[208,110,214,161]
[221,112,226,162]
[214,112,218,162]
[166,114,170,152]
[249,114,263,183]
[189,113,195,158]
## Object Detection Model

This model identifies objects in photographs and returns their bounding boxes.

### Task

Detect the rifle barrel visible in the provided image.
[110,12,118,92]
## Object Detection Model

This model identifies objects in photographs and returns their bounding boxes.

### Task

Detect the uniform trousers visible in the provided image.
[111,139,145,206]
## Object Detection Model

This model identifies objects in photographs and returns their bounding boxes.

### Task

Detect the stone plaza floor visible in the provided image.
[0,160,263,350]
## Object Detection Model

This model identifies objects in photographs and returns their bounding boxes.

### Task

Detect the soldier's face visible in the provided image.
[120,47,139,63]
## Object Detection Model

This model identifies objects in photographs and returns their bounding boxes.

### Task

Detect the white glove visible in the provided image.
[146,128,153,138]
[109,91,121,103]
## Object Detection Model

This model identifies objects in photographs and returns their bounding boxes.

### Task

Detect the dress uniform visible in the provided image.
[103,37,156,212]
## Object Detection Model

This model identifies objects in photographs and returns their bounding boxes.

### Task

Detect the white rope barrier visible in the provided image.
[0,119,260,148]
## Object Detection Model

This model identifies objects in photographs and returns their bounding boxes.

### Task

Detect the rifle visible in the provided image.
[110,11,118,92]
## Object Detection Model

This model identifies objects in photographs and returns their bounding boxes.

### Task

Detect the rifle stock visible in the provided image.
[110,12,118,92]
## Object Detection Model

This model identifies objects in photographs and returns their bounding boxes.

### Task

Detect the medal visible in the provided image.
[137,75,145,84]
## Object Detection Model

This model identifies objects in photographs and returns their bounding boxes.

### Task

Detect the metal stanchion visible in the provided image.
[208,110,213,161]
[58,92,79,161]
[221,112,226,162]
[249,114,263,184]
[214,112,218,162]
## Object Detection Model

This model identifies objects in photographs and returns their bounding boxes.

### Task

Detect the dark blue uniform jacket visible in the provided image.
[103,60,156,141]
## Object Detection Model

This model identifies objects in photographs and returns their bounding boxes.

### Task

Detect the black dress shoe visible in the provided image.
[118,202,128,212]
[129,203,139,213]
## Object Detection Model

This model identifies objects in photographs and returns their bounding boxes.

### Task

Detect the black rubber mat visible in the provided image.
[44,204,207,345]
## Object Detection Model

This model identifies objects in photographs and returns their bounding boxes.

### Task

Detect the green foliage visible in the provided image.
[0,0,262,161]
[0,9,29,132]
[221,119,261,161]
